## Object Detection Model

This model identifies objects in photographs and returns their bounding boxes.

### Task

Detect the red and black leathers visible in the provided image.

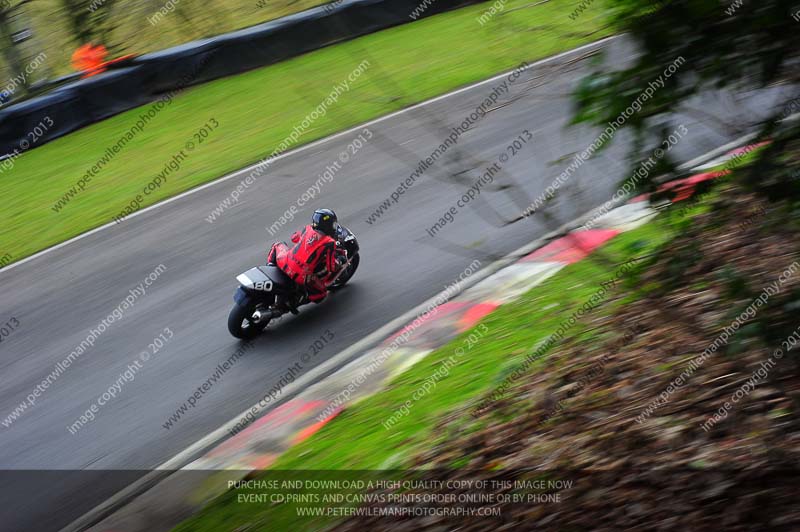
[267,225,341,303]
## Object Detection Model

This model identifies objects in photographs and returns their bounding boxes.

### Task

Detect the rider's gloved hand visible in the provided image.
[335,250,348,270]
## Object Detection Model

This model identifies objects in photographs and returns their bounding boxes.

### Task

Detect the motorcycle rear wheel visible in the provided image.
[228,298,269,339]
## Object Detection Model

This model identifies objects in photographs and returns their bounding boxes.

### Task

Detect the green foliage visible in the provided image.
[59,0,111,44]
[572,0,800,199]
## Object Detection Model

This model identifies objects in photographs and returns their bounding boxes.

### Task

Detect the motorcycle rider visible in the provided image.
[267,208,347,312]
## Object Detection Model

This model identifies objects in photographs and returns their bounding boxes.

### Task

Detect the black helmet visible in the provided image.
[311,208,339,237]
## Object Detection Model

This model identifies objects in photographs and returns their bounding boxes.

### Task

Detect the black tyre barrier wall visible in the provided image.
[0,0,484,157]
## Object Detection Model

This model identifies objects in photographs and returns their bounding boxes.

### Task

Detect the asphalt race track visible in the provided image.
[0,37,788,531]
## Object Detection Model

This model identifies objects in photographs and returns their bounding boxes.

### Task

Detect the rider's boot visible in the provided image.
[274,295,299,316]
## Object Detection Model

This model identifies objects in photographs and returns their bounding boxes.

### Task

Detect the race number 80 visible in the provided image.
[254,280,273,291]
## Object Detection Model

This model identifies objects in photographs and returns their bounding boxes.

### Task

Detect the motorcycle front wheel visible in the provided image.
[330,253,360,290]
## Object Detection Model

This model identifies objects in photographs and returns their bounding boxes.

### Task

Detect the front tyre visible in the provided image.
[330,253,359,290]
[227,298,266,339]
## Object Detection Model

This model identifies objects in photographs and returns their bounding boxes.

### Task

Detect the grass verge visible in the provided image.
[14,1,328,80]
[172,205,686,531]
[0,0,611,265]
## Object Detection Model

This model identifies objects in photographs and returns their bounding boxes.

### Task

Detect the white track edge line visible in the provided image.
[3,36,617,276]
[61,128,758,532]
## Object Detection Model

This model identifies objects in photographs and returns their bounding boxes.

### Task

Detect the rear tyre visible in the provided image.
[227,298,268,339]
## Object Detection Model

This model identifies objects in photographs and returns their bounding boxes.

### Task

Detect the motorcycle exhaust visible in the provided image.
[253,308,284,323]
